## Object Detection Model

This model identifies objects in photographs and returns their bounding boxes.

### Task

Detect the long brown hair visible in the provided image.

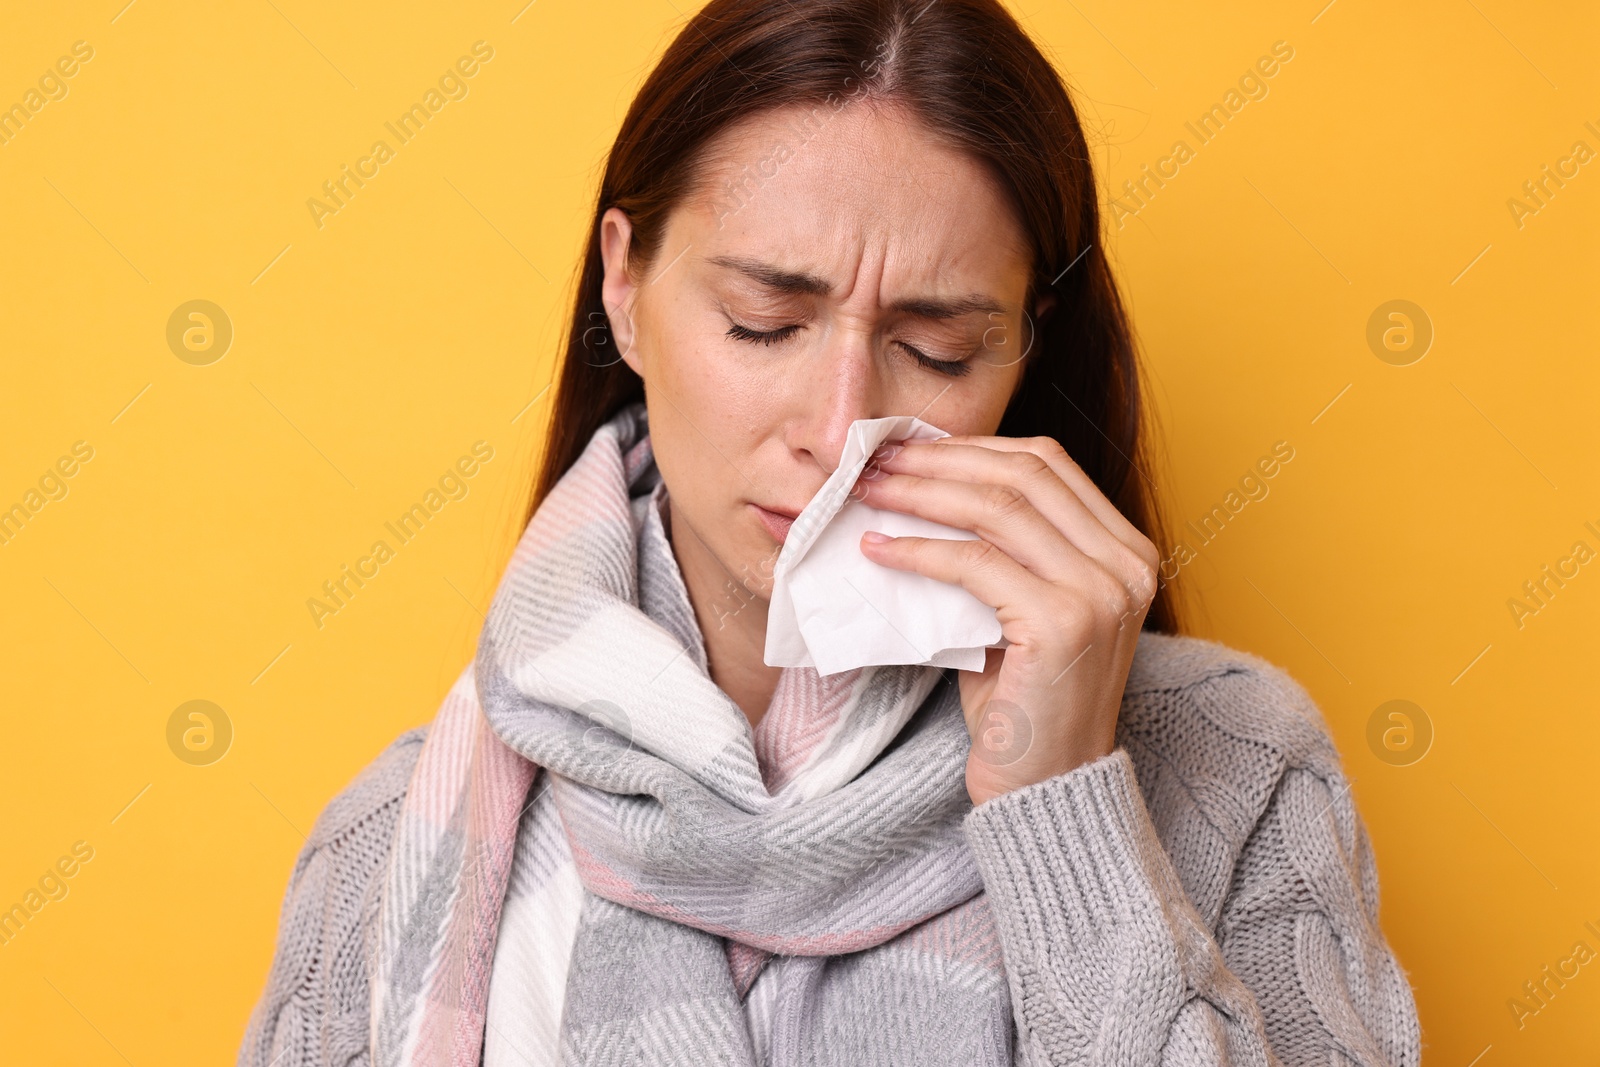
[527,0,1180,633]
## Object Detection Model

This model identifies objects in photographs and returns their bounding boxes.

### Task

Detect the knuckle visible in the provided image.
[1131,532,1160,572]
[1128,571,1158,611]
[980,482,1030,520]
[1120,546,1159,597]
[1037,436,1079,471]
[962,537,1003,568]
[1030,435,1067,458]
[1091,570,1133,614]
[1008,450,1053,480]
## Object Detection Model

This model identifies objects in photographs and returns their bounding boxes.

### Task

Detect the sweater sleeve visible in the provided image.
[960,747,1421,1066]
[237,727,428,1067]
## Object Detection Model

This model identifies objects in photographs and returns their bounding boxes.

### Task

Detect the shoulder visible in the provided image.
[272,721,430,929]
[303,725,430,856]
[1114,631,1353,910]
[239,726,430,1067]
[1120,629,1342,779]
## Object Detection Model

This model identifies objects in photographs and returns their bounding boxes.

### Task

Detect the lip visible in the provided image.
[751,503,800,545]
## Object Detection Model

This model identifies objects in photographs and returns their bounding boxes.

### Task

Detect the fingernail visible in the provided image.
[859,464,887,481]
[873,443,903,462]
[861,530,892,544]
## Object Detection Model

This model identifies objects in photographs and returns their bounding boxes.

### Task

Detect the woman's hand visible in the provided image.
[851,435,1161,807]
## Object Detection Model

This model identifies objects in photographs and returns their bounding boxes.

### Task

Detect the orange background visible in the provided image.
[1,1,1595,1063]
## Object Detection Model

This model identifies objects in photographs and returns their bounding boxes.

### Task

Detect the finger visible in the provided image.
[868,441,1157,599]
[859,531,1146,649]
[926,434,1152,555]
[856,468,1089,587]
[855,471,1144,631]
[910,435,1160,599]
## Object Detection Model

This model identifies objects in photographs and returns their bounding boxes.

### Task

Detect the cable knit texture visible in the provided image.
[238,726,426,1067]
[239,632,1420,1066]
[238,395,1418,1066]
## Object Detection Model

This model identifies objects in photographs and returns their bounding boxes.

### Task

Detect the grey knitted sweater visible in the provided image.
[238,632,1421,1065]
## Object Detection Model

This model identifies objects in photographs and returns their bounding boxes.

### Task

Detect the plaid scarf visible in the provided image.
[370,400,1013,1065]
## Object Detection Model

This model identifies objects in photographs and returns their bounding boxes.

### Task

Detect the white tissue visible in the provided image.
[763,414,1007,677]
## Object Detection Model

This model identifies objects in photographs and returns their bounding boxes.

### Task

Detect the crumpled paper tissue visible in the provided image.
[763,414,1007,677]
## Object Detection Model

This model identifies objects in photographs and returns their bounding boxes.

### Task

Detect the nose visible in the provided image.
[793,332,885,475]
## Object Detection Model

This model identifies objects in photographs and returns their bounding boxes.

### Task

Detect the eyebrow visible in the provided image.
[706,254,1009,319]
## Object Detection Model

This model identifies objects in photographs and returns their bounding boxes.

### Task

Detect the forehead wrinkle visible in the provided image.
[684,103,1031,322]
[888,292,1009,319]
[707,252,1010,321]
[706,254,831,296]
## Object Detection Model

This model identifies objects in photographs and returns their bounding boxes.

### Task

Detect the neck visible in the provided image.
[665,496,783,731]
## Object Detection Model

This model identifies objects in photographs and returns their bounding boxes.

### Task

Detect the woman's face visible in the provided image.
[600,99,1048,613]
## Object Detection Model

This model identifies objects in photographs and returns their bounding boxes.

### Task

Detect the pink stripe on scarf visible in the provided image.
[413,718,536,1066]
[375,402,990,1065]
[752,666,858,795]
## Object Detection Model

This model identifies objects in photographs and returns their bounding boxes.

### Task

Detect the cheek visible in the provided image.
[911,371,1019,437]
[647,380,743,521]
[941,396,1000,436]
[647,299,783,422]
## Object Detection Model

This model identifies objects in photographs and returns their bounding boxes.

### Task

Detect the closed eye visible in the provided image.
[899,342,971,378]
[725,322,800,346]
[724,320,972,378]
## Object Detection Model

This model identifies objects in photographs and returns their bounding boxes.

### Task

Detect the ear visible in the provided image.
[1032,289,1058,327]
[599,207,642,376]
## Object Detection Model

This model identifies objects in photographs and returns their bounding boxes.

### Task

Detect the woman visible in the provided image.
[240,1,1422,1064]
